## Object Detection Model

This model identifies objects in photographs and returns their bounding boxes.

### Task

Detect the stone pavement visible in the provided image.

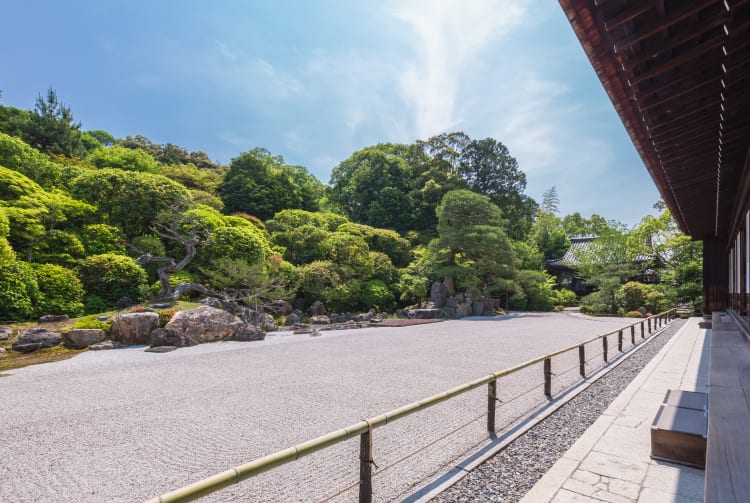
[520,318,708,503]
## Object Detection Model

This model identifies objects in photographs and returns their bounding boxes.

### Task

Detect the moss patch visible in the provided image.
[0,345,87,372]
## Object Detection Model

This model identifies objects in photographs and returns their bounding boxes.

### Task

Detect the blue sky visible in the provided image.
[0,0,661,227]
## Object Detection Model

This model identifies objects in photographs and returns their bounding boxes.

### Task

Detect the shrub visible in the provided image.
[199,225,270,266]
[360,279,394,309]
[158,308,176,327]
[80,223,124,255]
[32,263,85,316]
[78,253,148,307]
[625,310,644,318]
[73,315,112,332]
[395,272,429,304]
[296,261,340,304]
[619,281,649,312]
[370,251,398,286]
[510,270,555,311]
[34,229,86,266]
[82,295,109,315]
[0,261,39,320]
[552,288,577,307]
[319,231,373,277]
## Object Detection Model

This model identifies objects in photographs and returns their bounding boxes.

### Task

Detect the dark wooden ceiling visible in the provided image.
[559,0,750,240]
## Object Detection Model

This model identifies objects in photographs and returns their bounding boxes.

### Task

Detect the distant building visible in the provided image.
[546,235,657,295]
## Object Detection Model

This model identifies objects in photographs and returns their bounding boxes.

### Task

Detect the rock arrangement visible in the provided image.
[0,303,270,356]
[11,328,63,353]
[1,300,394,357]
[398,281,496,320]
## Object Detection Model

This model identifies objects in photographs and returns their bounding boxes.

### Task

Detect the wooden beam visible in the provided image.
[638,78,721,112]
[605,1,654,32]
[629,41,725,85]
[648,101,719,130]
[613,2,725,53]
[623,17,727,71]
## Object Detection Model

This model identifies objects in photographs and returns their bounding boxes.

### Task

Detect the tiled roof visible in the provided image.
[547,235,652,268]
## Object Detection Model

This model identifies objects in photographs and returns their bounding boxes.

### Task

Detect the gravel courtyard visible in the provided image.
[2,312,646,502]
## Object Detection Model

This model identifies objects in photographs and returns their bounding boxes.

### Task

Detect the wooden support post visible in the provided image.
[618,330,623,352]
[641,321,645,338]
[648,317,652,333]
[603,336,608,362]
[487,379,497,434]
[578,344,586,378]
[544,358,552,399]
[631,325,635,345]
[359,423,373,503]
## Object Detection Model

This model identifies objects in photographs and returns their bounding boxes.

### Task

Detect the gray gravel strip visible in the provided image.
[431,318,686,503]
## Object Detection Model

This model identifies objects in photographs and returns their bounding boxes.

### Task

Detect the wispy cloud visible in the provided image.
[390,0,527,138]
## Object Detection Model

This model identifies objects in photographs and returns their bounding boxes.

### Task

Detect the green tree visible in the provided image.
[87,145,160,172]
[0,133,64,189]
[541,186,560,214]
[531,210,570,261]
[432,190,514,293]
[70,168,190,238]
[219,148,320,220]
[457,138,536,239]
[562,212,611,236]
[329,144,415,231]
[23,88,84,157]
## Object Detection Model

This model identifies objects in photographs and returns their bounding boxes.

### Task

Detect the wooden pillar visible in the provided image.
[359,424,373,503]
[544,358,552,398]
[578,345,586,378]
[487,380,497,433]
[703,237,728,315]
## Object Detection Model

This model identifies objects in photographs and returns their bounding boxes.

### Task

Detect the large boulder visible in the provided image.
[164,306,242,344]
[0,326,12,341]
[284,310,303,326]
[12,328,63,353]
[428,282,449,308]
[232,324,265,341]
[310,315,330,325]
[262,313,278,331]
[112,312,160,346]
[310,300,326,316]
[66,329,106,349]
[271,300,293,316]
[38,314,69,323]
[149,327,197,348]
[455,303,472,318]
[89,340,125,351]
[411,308,441,319]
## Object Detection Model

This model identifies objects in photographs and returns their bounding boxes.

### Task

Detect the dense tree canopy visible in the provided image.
[219,148,323,220]
[0,90,703,320]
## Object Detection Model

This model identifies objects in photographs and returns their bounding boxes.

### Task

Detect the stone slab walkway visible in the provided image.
[520,318,708,503]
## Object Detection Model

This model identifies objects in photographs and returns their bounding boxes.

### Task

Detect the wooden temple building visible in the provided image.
[558,1,749,500]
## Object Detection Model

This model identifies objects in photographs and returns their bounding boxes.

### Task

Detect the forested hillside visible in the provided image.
[0,89,701,322]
